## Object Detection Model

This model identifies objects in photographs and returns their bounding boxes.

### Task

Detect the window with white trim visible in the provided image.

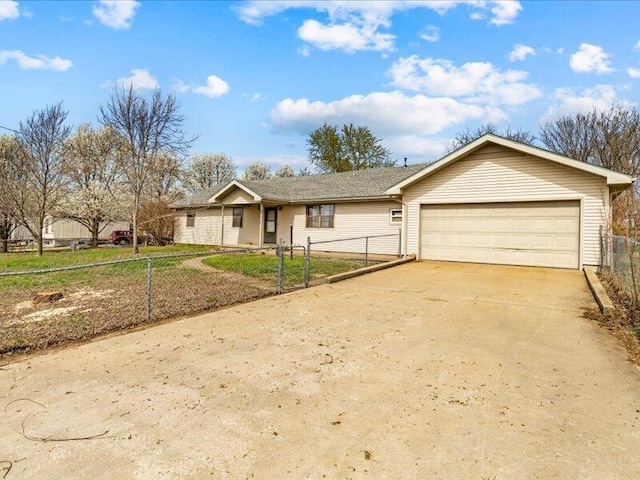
[390,208,403,224]
[306,204,335,228]
[186,211,195,228]
[232,207,243,228]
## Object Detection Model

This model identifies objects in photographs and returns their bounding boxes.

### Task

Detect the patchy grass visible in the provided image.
[585,270,640,365]
[202,253,368,286]
[0,246,273,358]
[0,244,215,272]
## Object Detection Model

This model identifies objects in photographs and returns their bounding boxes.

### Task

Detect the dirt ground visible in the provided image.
[0,259,274,356]
[1,261,639,479]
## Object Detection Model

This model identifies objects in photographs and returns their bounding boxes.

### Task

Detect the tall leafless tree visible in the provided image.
[540,104,640,177]
[448,123,536,152]
[61,124,122,246]
[99,86,194,253]
[9,103,72,255]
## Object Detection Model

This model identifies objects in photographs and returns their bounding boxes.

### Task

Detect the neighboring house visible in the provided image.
[171,134,635,269]
[10,216,129,247]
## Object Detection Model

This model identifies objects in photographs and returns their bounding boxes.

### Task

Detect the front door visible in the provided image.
[264,207,277,244]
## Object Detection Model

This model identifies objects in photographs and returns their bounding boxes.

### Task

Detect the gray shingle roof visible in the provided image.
[170,163,428,208]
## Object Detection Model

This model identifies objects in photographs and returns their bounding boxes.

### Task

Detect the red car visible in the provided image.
[109,230,133,245]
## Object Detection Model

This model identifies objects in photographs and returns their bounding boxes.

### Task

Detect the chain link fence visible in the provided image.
[600,233,640,298]
[0,234,405,356]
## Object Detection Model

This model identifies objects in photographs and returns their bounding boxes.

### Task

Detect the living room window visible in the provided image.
[232,207,243,228]
[306,204,335,228]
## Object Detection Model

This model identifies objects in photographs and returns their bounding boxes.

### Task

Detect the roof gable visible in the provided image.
[210,181,262,203]
[386,134,635,195]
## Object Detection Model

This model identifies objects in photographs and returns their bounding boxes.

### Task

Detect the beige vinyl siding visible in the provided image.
[174,208,222,245]
[219,189,256,205]
[279,201,402,255]
[47,219,129,243]
[222,205,261,245]
[403,144,608,266]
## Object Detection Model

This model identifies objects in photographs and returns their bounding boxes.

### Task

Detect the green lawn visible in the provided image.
[0,244,216,272]
[203,253,367,286]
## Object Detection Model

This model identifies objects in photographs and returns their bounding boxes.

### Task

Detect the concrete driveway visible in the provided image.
[1,261,639,479]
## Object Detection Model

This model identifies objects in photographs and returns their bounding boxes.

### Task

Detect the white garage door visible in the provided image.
[420,201,580,269]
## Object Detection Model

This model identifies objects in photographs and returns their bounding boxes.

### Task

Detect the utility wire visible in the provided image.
[0,124,19,134]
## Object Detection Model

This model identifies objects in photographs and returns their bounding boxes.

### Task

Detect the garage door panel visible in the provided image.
[420,201,580,269]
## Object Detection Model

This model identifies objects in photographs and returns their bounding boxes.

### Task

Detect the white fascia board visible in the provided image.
[209,180,263,203]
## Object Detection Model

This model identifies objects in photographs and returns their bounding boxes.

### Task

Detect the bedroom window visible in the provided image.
[306,204,335,228]
[186,211,195,228]
[390,208,403,224]
[232,207,243,228]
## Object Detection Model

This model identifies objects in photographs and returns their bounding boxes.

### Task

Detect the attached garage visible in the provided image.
[386,134,635,269]
[420,201,580,269]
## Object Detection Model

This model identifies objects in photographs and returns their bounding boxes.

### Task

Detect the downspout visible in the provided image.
[220,205,225,246]
[258,203,264,247]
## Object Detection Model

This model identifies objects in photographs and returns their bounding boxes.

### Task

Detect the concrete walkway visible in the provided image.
[1,261,639,479]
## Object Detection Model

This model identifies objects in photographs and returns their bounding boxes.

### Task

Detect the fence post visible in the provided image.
[305,236,311,288]
[398,227,402,258]
[365,237,369,267]
[277,237,284,294]
[290,224,294,260]
[146,257,152,322]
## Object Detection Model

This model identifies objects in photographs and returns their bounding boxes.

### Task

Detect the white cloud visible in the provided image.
[628,68,640,79]
[509,44,535,62]
[237,154,308,172]
[569,43,613,74]
[635,41,640,51]
[0,50,72,71]
[271,91,504,138]
[419,25,440,43]
[490,0,522,25]
[388,55,542,106]
[541,85,617,122]
[117,69,158,89]
[297,18,394,53]
[470,12,485,20]
[192,75,230,98]
[237,1,522,53]
[242,92,262,102]
[173,75,230,98]
[298,45,311,57]
[384,135,452,161]
[0,0,20,21]
[93,0,139,29]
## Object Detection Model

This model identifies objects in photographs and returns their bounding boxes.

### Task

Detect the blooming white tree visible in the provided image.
[61,124,124,246]
[274,164,295,178]
[242,161,272,181]
[182,153,237,193]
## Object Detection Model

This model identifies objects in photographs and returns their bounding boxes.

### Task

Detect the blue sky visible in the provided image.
[2,1,640,172]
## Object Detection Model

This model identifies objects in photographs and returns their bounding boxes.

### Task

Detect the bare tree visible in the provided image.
[9,103,72,255]
[274,165,295,178]
[99,86,194,253]
[243,161,272,181]
[448,123,536,152]
[182,153,237,193]
[61,124,122,246]
[540,105,640,177]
